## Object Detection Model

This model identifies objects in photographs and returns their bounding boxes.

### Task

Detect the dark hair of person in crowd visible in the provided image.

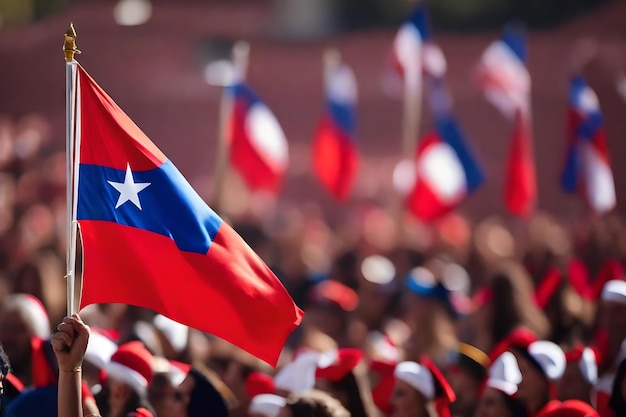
[487,262,550,347]
[0,343,10,410]
[0,344,10,377]
[187,365,238,417]
[319,370,378,417]
[609,356,626,416]
[279,389,350,417]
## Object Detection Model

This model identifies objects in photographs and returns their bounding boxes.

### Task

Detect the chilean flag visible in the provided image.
[312,62,358,201]
[391,5,429,81]
[407,79,484,220]
[475,27,536,217]
[388,5,446,89]
[75,65,303,366]
[228,82,289,194]
[561,76,616,214]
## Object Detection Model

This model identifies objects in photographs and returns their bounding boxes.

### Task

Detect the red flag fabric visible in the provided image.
[75,65,303,366]
[505,110,536,217]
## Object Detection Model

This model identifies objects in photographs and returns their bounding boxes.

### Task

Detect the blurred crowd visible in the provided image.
[0,112,625,417]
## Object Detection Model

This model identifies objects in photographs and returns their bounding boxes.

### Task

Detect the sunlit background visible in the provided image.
[0,0,624,225]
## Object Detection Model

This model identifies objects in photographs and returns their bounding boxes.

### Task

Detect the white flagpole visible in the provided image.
[323,48,340,90]
[211,41,249,211]
[63,24,80,316]
[401,61,422,159]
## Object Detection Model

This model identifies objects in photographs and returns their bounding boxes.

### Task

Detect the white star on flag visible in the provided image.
[107,163,151,210]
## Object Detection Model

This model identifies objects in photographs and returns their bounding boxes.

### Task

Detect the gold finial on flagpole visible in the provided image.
[63,23,81,62]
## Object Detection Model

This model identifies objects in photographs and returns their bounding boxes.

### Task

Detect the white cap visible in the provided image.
[274,351,321,394]
[153,314,189,353]
[84,331,117,370]
[528,341,566,381]
[487,352,522,396]
[394,361,434,400]
[601,280,626,304]
[249,394,286,417]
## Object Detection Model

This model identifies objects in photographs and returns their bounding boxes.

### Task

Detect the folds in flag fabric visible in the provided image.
[561,76,615,214]
[312,62,358,201]
[475,26,536,217]
[75,65,303,366]
[407,79,484,220]
[228,82,289,194]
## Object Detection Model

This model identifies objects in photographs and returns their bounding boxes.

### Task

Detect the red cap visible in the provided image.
[488,328,538,363]
[539,400,599,417]
[310,280,359,312]
[567,259,593,300]
[422,357,456,417]
[106,341,154,395]
[591,260,624,300]
[534,268,562,309]
[315,348,363,382]
[246,371,275,398]
[370,359,396,415]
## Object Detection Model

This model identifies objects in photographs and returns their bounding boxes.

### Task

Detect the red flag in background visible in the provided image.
[75,65,303,366]
[312,60,359,201]
[475,26,536,217]
[505,110,536,217]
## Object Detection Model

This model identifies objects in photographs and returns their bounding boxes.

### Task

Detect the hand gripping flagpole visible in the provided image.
[63,23,81,316]
[211,41,249,211]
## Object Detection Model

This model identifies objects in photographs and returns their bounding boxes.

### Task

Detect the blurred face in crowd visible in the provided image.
[449,369,481,417]
[391,379,427,417]
[557,362,591,403]
[165,375,196,417]
[107,377,133,413]
[152,374,194,417]
[148,372,178,417]
[512,352,549,414]
[473,387,512,417]
[0,310,31,369]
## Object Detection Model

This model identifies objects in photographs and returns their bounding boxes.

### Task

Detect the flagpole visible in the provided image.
[64,23,80,316]
[211,41,250,212]
[401,67,422,159]
[323,48,340,84]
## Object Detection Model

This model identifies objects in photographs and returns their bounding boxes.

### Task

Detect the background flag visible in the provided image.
[475,26,536,217]
[312,59,359,201]
[407,78,485,220]
[390,5,430,85]
[228,82,289,194]
[75,65,303,366]
[561,75,616,214]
